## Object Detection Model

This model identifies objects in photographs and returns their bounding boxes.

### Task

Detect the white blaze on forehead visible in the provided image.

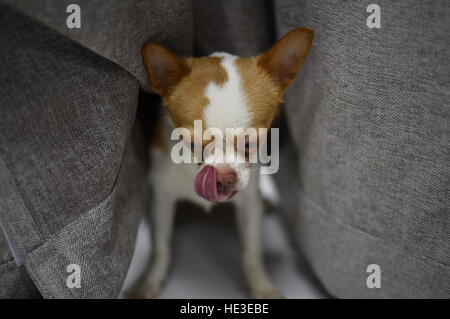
[203,52,251,133]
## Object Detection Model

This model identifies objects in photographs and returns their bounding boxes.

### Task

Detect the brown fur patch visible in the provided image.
[164,55,284,133]
[163,56,228,129]
[235,57,283,129]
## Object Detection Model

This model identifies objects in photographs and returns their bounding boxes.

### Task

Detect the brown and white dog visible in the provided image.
[133,27,313,298]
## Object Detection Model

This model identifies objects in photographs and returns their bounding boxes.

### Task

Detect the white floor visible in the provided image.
[120,202,328,299]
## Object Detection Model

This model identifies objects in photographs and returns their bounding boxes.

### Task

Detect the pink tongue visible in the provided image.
[195,165,219,202]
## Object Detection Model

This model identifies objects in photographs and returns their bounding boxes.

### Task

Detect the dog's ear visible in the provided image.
[142,43,191,96]
[258,27,314,91]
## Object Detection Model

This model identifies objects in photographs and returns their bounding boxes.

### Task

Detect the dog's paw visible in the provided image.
[251,287,284,299]
[127,283,162,299]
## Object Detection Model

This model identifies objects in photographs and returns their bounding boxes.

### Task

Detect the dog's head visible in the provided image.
[142,27,314,202]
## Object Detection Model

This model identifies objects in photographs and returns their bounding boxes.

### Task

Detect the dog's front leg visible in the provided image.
[131,192,176,299]
[234,177,282,299]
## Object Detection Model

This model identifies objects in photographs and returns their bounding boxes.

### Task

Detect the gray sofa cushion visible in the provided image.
[3,0,194,87]
[0,3,152,297]
[274,1,450,298]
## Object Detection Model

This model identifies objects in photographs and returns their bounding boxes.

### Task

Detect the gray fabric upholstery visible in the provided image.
[0,0,448,298]
[274,1,450,298]
[3,0,194,88]
[0,3,151,297]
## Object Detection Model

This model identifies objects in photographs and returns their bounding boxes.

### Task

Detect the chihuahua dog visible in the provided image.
[133,27,313,298]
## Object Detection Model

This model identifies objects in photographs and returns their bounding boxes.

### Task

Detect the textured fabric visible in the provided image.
[0,263,41,298]
[192,0,275,56]
[0,3,152,298]
[2,0,194,88]
[274,1,450,298]
[0,0,448,299]
[191,0,450,297]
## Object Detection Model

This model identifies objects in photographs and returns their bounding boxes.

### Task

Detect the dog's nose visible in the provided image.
[195,165,238,202]
[215,165,238,195]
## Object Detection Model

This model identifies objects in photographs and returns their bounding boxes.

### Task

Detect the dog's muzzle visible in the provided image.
[195,165,237,202]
